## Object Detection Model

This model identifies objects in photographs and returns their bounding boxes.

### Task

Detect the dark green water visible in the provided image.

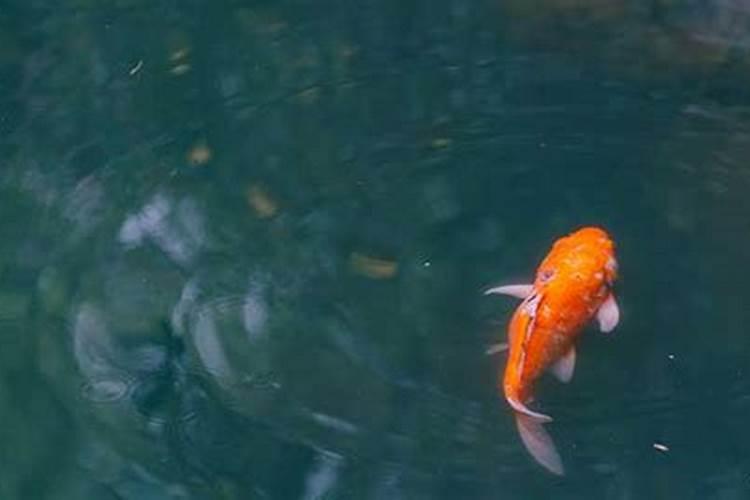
[2,1,750,498]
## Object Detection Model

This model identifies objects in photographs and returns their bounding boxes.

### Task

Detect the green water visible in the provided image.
[2,1,750,498]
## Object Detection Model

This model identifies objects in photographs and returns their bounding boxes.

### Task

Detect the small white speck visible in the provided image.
[653,443,669,452]
[667,354,675,360]
[423,261,431,268]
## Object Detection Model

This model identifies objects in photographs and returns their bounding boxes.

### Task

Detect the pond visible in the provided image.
[2,1,750,498]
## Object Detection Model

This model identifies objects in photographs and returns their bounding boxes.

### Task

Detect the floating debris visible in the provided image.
[170,48,190,62]
[186,141,212,167]
[129,60,143,75]
[431,137,453,149]
[349,252,398,279]
[171,63,191,76]
[169,47,191,75]
[653,443,670,452]
[296,86,320,105]
[246,184,278,218]
[309,411,359,435]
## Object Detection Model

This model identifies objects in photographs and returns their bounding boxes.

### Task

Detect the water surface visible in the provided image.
[2,1,750,498]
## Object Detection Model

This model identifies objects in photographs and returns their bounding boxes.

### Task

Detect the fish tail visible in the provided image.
[506,395,553,423]
[515,412,564,475]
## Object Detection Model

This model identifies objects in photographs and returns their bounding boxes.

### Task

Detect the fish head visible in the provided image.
[570,226,618,283]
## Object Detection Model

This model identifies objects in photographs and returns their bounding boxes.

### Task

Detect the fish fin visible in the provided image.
[485,343,508,356]
[597,293,620,333]
[549,347,576,383]
[515,413,564,476]
[506,396,553,423]
[484,284,534,299]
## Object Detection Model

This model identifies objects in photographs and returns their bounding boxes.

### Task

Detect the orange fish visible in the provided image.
[485,226,620,475]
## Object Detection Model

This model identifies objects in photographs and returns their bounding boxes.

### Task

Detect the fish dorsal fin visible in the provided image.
[514,291,541,346]
[597,293,620,333]
[484,284,533,299]
[549,347,576,383]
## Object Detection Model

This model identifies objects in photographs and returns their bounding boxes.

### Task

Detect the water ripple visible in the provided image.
[80,377,133,404]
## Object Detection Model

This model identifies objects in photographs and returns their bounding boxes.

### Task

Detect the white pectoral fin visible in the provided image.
[597,293,620,333]
[515,413,564,476]
[484,284,533,299]
[549,347,576,383]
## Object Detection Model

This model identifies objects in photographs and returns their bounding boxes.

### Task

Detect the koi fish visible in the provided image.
[485,226,620,475]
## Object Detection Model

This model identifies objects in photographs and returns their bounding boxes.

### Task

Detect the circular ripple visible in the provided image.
[80,377,132,403]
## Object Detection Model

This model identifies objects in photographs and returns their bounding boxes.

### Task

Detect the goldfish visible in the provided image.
[485,226,620,475]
